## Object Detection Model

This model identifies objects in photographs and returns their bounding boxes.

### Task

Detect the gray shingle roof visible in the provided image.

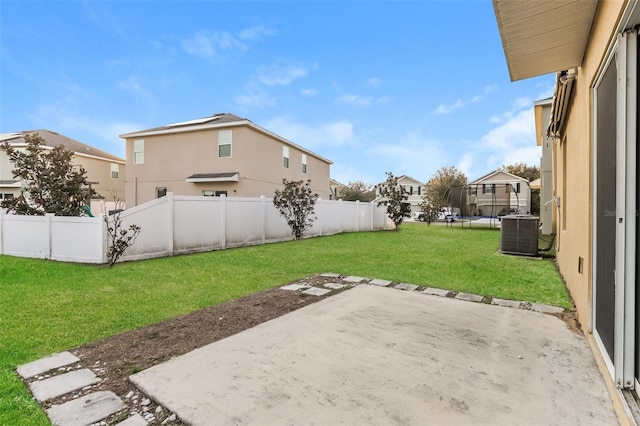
[1,130,124,163]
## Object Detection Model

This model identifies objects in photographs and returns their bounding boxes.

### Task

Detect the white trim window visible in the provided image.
[218,130,232,158]
[283,145,289,168]
[111,163,119,179]
[133,139,144,164]
[301,154,307,173]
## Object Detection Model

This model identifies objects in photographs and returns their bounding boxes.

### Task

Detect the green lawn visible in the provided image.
[0,223,569,425]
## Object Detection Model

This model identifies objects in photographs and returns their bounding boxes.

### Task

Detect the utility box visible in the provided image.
[500,215,539,256]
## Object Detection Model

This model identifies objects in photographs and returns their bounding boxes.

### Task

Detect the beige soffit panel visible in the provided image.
[493,0,598,81]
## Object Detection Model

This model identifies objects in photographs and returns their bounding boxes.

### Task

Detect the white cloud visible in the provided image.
[262,116,356,149]
[238,24,276,41]
[336,94,389,107]
[434,85,495,115]
[460,106,539,180]
[233,92,276,108]
[435,99,464,114]
[182,31,246,63]
[301,88,318,97]
[26,102,141,158]
[367,78,382,88]
[337,94,371,107]
[364,132,450,183]
[116,75,143,94]
[182,24,276,63]
[256,63,310,86]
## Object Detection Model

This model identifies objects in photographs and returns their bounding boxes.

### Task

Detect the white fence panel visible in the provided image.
[173,196,224,253]
[225,197,264,247]
[1,214,50,259]
[50,216,104,263]
[341,201,360,232]
[264,198,294,242]
[117,197,172,260]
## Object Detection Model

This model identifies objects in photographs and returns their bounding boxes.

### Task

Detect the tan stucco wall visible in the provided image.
[75,154,125,202]
[556,0,626,330]
[124,125,331,206]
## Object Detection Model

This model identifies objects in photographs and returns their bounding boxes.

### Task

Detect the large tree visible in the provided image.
[1,133,91,216]
[338,180,375,202]
[377,172,411,229]
[424,166,468,208]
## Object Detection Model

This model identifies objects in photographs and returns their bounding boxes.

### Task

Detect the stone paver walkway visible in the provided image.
[18,273,568,425]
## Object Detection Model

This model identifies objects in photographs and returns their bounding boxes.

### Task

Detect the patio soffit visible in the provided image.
[492,0,598,81]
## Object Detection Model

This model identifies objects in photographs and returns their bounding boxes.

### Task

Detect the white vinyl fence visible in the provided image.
[0,193,392,264]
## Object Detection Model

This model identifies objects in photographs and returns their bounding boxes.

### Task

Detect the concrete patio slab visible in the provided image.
[17,351,79,379]
[46,391,123,426]
[130,285,616,426]
[30,369,101,402]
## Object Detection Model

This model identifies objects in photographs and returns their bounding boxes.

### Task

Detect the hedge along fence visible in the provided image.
[0,193,392,264]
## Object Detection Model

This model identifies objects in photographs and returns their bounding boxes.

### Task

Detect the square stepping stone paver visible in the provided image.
[343,276,367,283]
[280,284,310,291]
[454,293,484,303]
[492,298,522,309]
[302,287,331,296]
[116,413,148,426]
[324,283,346,290]
[423,287,450,297]
[320,273,340,278]
[17,351,79,379]
[369,279,392,287]
[530,303,564,314]
[394,283,418,292]
[30,369,101,402]
[46,391,123,426]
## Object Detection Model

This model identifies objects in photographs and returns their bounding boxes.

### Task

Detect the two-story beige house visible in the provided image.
[120,113,332,207]
[468,170,531,217]
[0,130,125,204]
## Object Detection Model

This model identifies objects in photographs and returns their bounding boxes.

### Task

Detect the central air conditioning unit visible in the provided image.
[500,215,539,256]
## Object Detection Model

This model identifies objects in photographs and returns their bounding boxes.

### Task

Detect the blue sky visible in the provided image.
[1,0,554,185]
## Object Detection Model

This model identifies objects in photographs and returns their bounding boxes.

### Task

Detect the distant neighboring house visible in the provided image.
[119,113,332,207]
[468,170,530,217]
[374,175,424,216]
[0,130,125,205]
[534,97,554,235]
[329,178,347,200]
